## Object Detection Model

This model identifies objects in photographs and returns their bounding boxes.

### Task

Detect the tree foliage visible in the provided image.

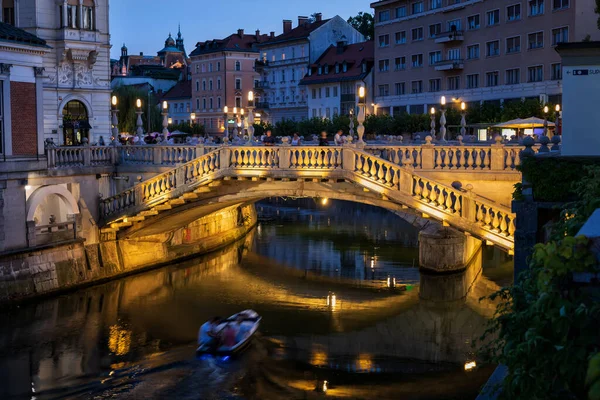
[112,85,163,134]
[347,12,374,40]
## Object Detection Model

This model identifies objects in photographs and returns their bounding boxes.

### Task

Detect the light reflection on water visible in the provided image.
[0,200,512,399]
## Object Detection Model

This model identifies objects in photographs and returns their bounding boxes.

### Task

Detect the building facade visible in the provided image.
[371,0,598,114]
[5,0,113,145]
[257,14,364,123]
[189,29,269,135]
[300,41,375,119]
[161,80,192,125]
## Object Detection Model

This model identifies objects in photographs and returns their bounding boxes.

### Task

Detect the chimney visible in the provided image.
[270,31,275,38]
[237,29,244,37]
[255,29,260,39]
[298,16,309,26]
[315,13,322,22]
[283,19,292,34]
[336,41,346,54]
[140,52,144,56]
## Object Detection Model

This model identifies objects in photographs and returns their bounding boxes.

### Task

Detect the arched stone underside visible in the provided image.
[100,147,515,250]
[26,185,80,222]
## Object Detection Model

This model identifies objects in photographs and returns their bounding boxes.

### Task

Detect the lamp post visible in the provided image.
[543,105,549,137]
[233,107,239,138]
[111,95,119,144]
[554,104,561,136]
[357,86,366,147]
[240,108,245,137]
[460,101,467,138]
[161,101,169,140]
[223,106,229,139]
[135,98,144,144]
[247,91,255,144]
[349,109,355,138]
[440,96,447,142]
[430,107,436,138]
[191,112,196,126]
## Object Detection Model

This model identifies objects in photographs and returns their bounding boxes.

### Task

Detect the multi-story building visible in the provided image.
[161,80,192,125]
[257,14,364,123]
[371,0,598,115]
[300,41,375,119]
[6,0,113,145]
[189,29,269,135]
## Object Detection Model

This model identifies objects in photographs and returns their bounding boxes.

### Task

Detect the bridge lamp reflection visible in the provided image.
[370,256,375,269]
[323,380,328,393]
[326,292,337,309]
[321,197,329,206]
[387,276,396,288]
[464,361,477,371]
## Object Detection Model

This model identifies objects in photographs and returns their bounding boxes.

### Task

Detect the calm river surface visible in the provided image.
[0,199,512,400]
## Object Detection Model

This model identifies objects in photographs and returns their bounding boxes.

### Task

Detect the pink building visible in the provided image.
[190,29,269,135]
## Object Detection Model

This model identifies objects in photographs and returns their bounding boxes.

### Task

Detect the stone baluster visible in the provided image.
[279,147,291,169]
[538,136,550,153]
[550,135,561,152]
[490,135,505,171]
[520,136,536,158]
[420,136,435,169]
[218,148,229,169]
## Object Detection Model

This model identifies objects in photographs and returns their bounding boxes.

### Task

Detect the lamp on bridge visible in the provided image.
[440,96,447,142]
[555,104,561,137]
[357,86,366,147]
[247,91,255,144]
[430,107,436,138]
[460,102,467,140]
[240,108,245,140]
[543,105,549,137]
[111,95,119,144]
[191,112,196,126]
[135,98,145,144]
[223,106,229,138]
[233,107,239,138]
[162,101,169,140]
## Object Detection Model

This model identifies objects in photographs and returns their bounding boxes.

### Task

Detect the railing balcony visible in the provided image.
[268,56,309,67]
[255,101,270,109]
[254,81,270,89]
[434,59,464,71]
[434,30,464,44]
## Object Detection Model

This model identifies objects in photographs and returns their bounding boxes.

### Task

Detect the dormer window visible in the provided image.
[324,65,329,74]
[318,66,322,75]
[342,62,347,73]
[362,63,367,73]
[335,64,340,73]
[308,68,312,76]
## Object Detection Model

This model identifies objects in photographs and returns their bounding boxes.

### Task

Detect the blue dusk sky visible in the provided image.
[110,0,372,59]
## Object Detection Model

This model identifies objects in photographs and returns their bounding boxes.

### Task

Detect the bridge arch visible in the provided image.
[26,185,80,224]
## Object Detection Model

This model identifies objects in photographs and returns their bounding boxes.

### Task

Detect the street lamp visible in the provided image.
[191,112,196,126]
[135,98,144,144]
[543,105,549,137]
[357,86,366,146]
[111,95,119,143]
[247,91,255,144]
[349,108,355,138]
[555,104,561,136]
[440,95,447,142]
[460,102,467,139]
[162,101,169,140]
[223,106,229,138]
[430,107,436,138]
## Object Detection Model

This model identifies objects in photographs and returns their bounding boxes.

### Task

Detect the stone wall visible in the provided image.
[0,204,257,302]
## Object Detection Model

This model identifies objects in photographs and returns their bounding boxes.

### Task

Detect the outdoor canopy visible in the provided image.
[493,117,555,129]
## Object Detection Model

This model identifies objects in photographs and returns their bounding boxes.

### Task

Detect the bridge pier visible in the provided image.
[418,224,483,302]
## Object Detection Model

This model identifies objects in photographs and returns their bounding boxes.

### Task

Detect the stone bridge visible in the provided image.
[44,139,547,252]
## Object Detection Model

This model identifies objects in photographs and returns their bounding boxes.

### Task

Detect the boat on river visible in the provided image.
[196,310,261,356]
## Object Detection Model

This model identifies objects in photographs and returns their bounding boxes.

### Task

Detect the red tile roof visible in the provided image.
[162,80,191,100]
[190,32,270,56]
[299,41,374,85]
[260,19,330,46]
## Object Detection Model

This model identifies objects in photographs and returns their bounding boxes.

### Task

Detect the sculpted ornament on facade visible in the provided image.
[58,63,73,85]
[75,63,93,86]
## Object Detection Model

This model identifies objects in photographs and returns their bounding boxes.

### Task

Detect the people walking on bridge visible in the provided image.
[319,131,329,146]
[334,130,344,146]
[263,130,275,146]
[291,133,301,146]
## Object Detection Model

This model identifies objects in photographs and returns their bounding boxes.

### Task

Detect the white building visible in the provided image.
[4,0,111,145]
[256,14,364,123]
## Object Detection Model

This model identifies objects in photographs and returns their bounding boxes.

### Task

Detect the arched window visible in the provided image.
[195,80,199,92]
[209,98,213,109]
[209,79,213,90]
[235,61,241,71]
[62,100,90,146]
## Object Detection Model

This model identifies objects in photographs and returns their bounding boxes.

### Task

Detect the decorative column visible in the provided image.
[429,107,436,138]
[111,95,119,143]
[543,105,549,137]
[247,91,255,145]
[135,98,144,144]
[440,96,447,142]
[161,100,169,140]
[460,101,467,142]
[357,86,366,147]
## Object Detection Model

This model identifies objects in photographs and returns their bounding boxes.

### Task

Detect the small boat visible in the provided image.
[196,310,261,356]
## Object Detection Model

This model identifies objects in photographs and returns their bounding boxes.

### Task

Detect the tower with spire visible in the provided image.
[175,24,187,57]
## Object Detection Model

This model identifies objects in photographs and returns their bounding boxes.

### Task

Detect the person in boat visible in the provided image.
[234,314,251,343]
[221,323,238,348]
[198,316,222,347]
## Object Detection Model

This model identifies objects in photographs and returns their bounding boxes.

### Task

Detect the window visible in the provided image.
[487,9,500,26]
[342,63,347,72]
[203,98,207,109]
[429,51,442,65]
[202,80,206,90]
[506,68,520,84]
[395,82,406,95]
[552,27,568,45]
[325,87,330,98]
[201,64,206,73]
[209,98,213,109]
[379,34,390,47]
[412,27,423,41]
[506,36,521,53]
[430,0,442,9]
[282,70,286,81]
[429,78,441,92]
[217,78,221,90]
[429,23,442,37]
[447,76,460,90]
[507,4,521,21]
[551,63,562,80]
[312,89,317,99]
[379,59,390,72]
[333,87,338,97]
[235,61,241,71]
[379,84,390,96]
[66,5,78,28]
[379,10,390,22]
[396,6,407,18]
[553,0,569,10]
[235,78,241,90]
[447,19,461,32]
[217,97,221,109]
[395,31,406,44]
[486,71,499,87]
[467,74,479,89]
[467,15,480,30]
[528,65,543,82]
[82,6,94,30]
[217,62,221,71]
[487,40,500,56]
[411,54,423,67]
[447,48,461,60]
[412,1,424,14]
[208,79,213,91]
[312,109,317,118]
[467,44,480,59]
[326,108,331,118]
[319,88,322,98]
[196,98,200,110]
[235,97,241,107]
[195,81,199,91]
[411,80,423,94]
[528,32,544,49]
[3,3,14,25]
[208,63,213,72]
[395,56,406,70]
[529,0,544,16]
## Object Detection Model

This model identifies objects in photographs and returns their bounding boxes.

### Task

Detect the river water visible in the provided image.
[0,199,512,400]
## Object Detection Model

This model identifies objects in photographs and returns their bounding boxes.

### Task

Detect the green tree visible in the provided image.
[112,85,163,134]
[273,118,298,137]
[347,12,374,40]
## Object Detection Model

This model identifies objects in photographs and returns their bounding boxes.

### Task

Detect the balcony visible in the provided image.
[254,81,270,90]
[255,102,270,109]
[254,60,267,72]
[434,59,464,71]
[434,30,464,44]
[340,94,355,102]
[268,56,309,67]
